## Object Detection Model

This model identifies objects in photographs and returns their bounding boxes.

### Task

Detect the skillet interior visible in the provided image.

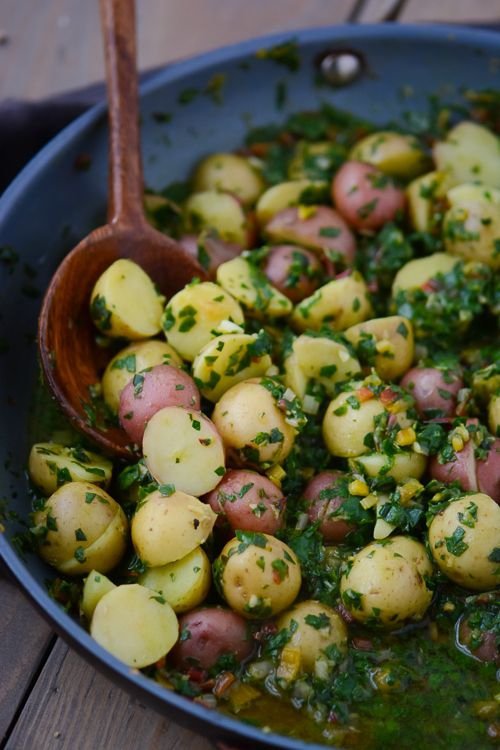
[0,24,499,750]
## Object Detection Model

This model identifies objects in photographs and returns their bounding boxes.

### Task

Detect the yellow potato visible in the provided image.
[283,351,309,401]
[292,273,372,332]
[344,315,414,381]
[193,153,265,206]
[192,333,272,402]
[323,391,386,458]
[215,532,301,618]
[132,489,216,567]
[433,120,500,188]
[102,340,182,412]
[185,190,249,245]
[428,493,500,591]
[340,536,433,627]
[91,584,178,668]
[90,259,164,339]
[350,451,427,482]
[349,131,430,179]
[392,252,457,294]
[162,281,244,362]
[28,443,113,496]
[81,570,116,620]
[256,180,326,226]
[212,378,298,468]
[139,546,211,613]
[143,407,225,496]
[488,394,500,435]
[277,600,347,673]
[443,183,500,269]
[406,170,447,232]
[33,482,128,576]
[216,256,292,318]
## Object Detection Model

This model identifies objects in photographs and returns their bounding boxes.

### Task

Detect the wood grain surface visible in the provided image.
[1,1,498,749]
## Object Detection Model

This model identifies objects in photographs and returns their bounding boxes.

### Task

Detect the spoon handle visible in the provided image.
[100,0,146,227]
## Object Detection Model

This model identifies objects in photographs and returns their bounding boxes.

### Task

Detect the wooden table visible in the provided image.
[1,1,499,748]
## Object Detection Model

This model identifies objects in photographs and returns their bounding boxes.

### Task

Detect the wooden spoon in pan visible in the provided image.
[38,0,206,458]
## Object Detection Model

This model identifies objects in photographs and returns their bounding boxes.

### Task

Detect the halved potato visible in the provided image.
[185,190,250,246]
[443,183,500,269]
[81,570,116,620]
[406,170,447,232]
[392,253,457,294]
[91,583,178,667]
[350,451,427,482]
[29,443,113,496]
[349,131,430,179]
[192,333,272,401]
[256,180,326,226]
[433,121,500,188]
[90,259,164,339]
[344,315,414,381]
[216,256,292,318]
[284,334,361,399]
[292,273,372,332]
[193,153,265,206]
[139,546,211,613]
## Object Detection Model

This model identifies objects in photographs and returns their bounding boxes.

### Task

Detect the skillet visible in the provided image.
[0,23,499,750]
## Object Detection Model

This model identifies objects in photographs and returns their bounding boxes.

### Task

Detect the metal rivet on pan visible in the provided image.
[319,52,363,86]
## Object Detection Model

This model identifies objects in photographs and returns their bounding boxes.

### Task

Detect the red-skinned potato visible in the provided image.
[262,245,323,303]
[302,471,356,543]
[170,607,254,670]
[205,469,285,534]
[476,438,500,503]
[400,367,463,418]
[459,617,499,665]
[178,232,242,277]
[332,161,405,231]
[430,438,477,491]
[265,206,356,267]
[118,365,200,445]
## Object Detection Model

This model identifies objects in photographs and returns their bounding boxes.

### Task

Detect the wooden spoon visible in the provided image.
[38,0,206,458]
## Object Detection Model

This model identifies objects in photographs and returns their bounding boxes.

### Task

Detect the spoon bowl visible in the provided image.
[38,0,205,457]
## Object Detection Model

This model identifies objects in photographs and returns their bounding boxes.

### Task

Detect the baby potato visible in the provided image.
[331,161,406,232]
[102,339,183,413]
[284,334,361,400]
[277,600,347,672]
[179,231,242,277]
[262,245,323,304]
[476,439,500,503]
[406,170,447,232]
[400,366,463,419]
[118,364,200,444]
[443,184,500,269]
[322,391,386,458]
[292,272,372,333]
[345,316,414,382]
[215,532,301,618]
[143,407,225,496]
[90,259,164,339]
[162,281,244,362]
[81,570,116,620]
[131,489,217,567]
[391,252,458,294]
[139,546,211,613]
[349,131,430,179]
[350,451,427,482]
[216,256,292,318]
[28,443,113,496]
[192,153,265,206]
[91,583,178,668]
[33,481,128,576]
[170,607,254,670]
[256,180,325,226]
[429,438,477,492]
[212,378,299,468]
[205,469,285,535]
[340,536,433,627]
[264,205,356,267]
[488,394,500,436]
[303,471,357,543]
[192,333,272,402]
[185,190,251,246]
[433,120,500,189]
[428,493,500,590]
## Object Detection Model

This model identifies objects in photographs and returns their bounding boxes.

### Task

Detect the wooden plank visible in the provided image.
[400,0,500,23]
[5,639,214,750]
[0,0,356,101]
[0,575,54,742]
[356,0,405,23]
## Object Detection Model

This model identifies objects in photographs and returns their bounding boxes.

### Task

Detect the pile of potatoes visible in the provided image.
[28,116,500,677]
